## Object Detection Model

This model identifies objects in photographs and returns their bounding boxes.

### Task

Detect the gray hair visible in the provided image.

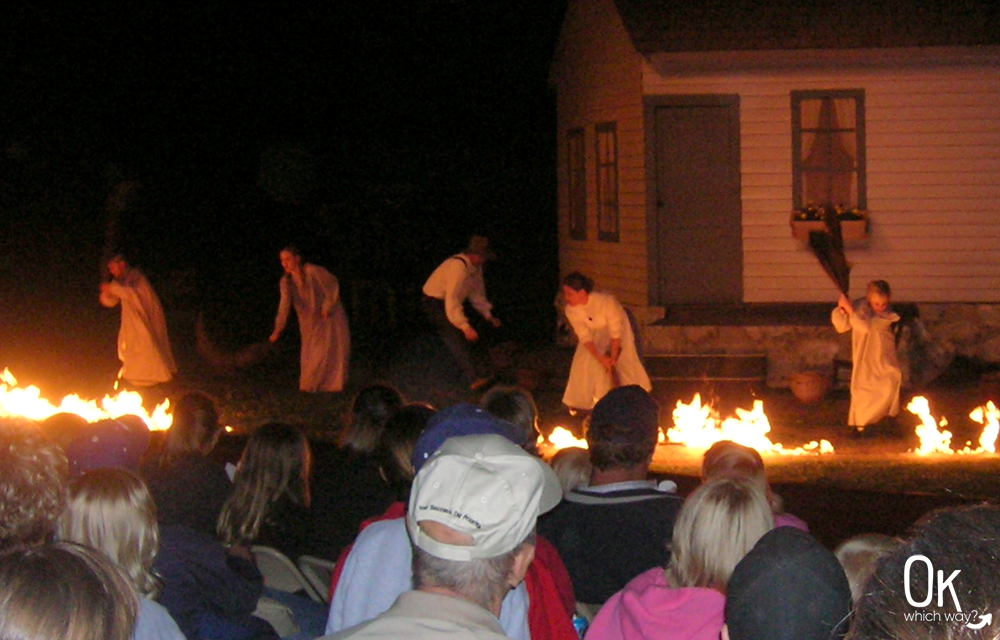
[413,532,535,610]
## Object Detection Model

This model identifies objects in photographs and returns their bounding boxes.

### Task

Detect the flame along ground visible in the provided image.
[5,365,998,456]
[542,393,1000,457]
[1,367,172,431]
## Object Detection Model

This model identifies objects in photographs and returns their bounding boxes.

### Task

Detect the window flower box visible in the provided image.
[790,207,868,241]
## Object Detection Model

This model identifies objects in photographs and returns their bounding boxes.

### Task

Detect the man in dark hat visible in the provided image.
[538,385,683,606]
[421,236,501,388]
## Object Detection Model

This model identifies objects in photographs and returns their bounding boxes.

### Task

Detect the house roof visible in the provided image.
[613,0,1000,54]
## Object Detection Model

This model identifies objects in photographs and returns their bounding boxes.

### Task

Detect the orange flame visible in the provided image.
[1,367,172,431]
[665,393,834,455]
[906,396,951,454]
[543,426,588,450]
[969,401,999,454]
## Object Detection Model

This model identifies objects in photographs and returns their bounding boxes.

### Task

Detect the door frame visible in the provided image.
[643,94,742,306]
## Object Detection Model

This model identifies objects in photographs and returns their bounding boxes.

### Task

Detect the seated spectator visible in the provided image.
[322,432,562,639]
[479,384,543,454]
[548,446,591,494]
[539,385,683,605]
[0,417,68,549]
[847,504,1000,640]
[154,522,279,640]
[308,384,402,558]
[141,390,232,537]
[833,533,900,604]
[701,440,808,531]
[218,422,327,639]
[588,477,774,640]
[0,540,138,640]
[64,416,150,478]
[327,403,576,640]
[372,403,438,503]
[58,468,185,640]
[218,422,315,562]
[724,527,851,640]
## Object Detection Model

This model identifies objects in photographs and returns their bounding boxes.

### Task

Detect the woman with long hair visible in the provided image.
[587,477,774,640]
[58,468,185,640]
[217,422,326,639]
[217,422,313,560]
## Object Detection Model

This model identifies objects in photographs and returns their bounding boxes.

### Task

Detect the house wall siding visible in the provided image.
[551,0,648,306]
[642,52,1000,303]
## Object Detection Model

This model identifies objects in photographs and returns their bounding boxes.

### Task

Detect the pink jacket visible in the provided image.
[586,568,725,640]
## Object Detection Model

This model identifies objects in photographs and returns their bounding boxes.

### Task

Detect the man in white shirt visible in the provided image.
[421,236,501,387]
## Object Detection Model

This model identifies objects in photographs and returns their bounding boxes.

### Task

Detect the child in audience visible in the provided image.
[217,422,326,639]
[549,446,592,494]
[587,477,774,640]
[701,440,807,531]
[832,280,902,436]
[833,533,900,604]
[58,468,185,640]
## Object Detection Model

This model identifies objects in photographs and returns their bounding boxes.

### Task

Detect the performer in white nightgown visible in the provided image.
[99,254,177,387]
[269,246,350,392]
[561,271,651,411]
[831,279,902,433]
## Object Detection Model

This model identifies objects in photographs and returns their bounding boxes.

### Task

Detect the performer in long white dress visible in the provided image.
[561,272,652,411]
[831,280,902,431]
[99,254,177,387]
[269,246,350,392]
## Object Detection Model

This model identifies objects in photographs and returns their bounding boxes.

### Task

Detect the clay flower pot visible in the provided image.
[789,371,832,403]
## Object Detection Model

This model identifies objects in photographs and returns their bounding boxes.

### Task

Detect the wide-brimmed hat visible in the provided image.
[407,433,562,561]
[466,235,496,260]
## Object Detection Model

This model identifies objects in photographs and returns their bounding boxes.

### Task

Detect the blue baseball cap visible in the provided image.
[410,403,526,472]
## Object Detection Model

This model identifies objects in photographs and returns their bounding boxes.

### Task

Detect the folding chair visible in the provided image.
[297,554,337,603]
[250,545,324,603]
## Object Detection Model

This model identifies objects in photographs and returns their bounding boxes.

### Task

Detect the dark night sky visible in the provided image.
[1,0,568,351]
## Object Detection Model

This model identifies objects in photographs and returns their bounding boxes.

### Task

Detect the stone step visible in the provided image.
[645,353,767,382]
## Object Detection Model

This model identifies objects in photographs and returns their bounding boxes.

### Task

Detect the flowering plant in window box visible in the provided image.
[790,205,868,241]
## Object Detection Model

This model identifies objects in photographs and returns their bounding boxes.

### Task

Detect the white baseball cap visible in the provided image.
[407,433,562,561]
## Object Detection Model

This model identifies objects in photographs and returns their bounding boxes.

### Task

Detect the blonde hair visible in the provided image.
[701,440,784,514]
[549,447,592,494]
[217,422,312,547]
[834,533,900,603]
[665,477,774,591]
[0,541,139,640]
[58,468,161,598]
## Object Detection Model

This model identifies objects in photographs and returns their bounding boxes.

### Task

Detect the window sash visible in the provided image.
[791,89,866,212]
[567,128,586,240]
[595,122,619,242]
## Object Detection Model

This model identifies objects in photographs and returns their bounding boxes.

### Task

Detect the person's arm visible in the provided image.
[99,280,123,307]
[606,296,626,367]
[269,277,291,342]
[831,294,853,333]
[441,260,476,337]
[313,266,341,318]
[467,269,498,326]
[566,305,613,370]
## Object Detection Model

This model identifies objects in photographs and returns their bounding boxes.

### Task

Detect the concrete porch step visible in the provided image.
[645,353,767,382]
